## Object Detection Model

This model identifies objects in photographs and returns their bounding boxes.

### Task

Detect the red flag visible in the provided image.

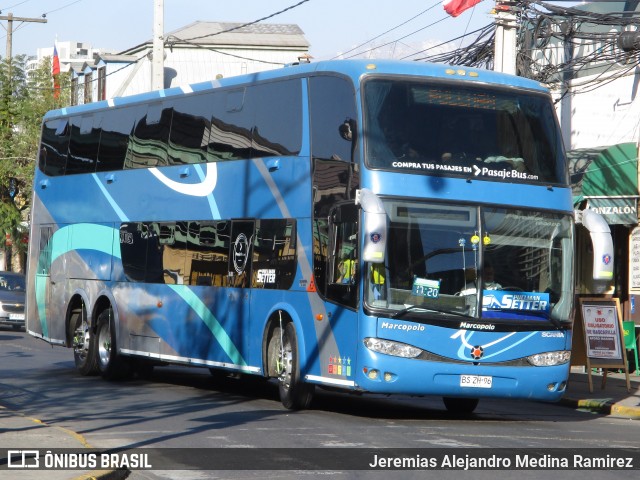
[52,45,60,99]
[52,45,60,76]
[443,0,483,17]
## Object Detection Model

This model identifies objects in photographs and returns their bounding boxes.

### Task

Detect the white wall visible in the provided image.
[110,46,308,98]
[557,69,640,150]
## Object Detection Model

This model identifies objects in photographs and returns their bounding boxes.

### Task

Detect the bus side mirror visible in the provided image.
[575,208,614,291]
[356,189,387,263]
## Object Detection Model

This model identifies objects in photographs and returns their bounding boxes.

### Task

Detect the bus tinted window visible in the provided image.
[67,115,99,174]
[364,79,566,185]
[125,103,173,168]
[37,226,54,275]
[188,221,231,287]
[121,220,302,288]
[168,95,212,165]
[119,222,170,283]
[98,107,140,172]
[40,119,69,176]
[252,219,296,290]
[120,222,149,282]
[252,80,302,157]
[312,218,329,297]
[208,89,253,161]
[40,80,304,175]
[229,220,254,288]
[310,76,357,162]
[154,222,187,284]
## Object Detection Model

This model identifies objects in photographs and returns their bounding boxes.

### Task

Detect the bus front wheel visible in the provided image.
[276,322,314,410]
[94,308,130,380]
[442,397,479,414]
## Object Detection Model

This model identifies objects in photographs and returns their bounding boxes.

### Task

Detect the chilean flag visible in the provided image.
[443,0,483,17]
[52,45,60,99]
[52,45,60,76]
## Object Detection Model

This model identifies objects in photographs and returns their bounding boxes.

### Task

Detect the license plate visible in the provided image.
[9,313,25,321]
[460,374,492,388]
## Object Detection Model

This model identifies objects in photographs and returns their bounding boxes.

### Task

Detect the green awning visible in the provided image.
[569,142,639,224]
[569,142,638,204]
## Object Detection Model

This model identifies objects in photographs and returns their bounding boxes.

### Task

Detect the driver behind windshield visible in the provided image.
[460,261,502,296]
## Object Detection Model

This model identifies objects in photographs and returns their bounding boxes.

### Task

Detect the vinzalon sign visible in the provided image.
[587,198,638,225]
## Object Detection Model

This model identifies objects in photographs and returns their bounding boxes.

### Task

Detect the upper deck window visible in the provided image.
[39,119,69,176]
[363,79,567,186]
[38,78,302,177]
[309,75,358,163]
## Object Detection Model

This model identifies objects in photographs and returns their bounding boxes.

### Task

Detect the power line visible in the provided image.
[0,0,87,46]
[330,2,441,60]
[340,15,450,60]
[517,0,640,90]
[0,12,46,58]
[174,0,312,44]
[457,2,477,51]
[165,0,313,65]
[404,23,493,60]
[167,37,286,65]
[0,0,34,12]
[42,0,86,18]
[33,0,316,95]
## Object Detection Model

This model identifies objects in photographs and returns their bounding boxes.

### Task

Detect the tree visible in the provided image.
[0,54,66,271]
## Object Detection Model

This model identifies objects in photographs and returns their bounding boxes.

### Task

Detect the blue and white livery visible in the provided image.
[26,60,608,413]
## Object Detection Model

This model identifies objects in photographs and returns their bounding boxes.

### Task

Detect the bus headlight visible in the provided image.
[527,350,571,366]
[364,338,422,358]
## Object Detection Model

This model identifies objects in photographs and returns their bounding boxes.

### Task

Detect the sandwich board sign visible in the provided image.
[574,298,630,393]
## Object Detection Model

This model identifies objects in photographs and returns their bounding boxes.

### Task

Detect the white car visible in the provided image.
[0,272,25,330]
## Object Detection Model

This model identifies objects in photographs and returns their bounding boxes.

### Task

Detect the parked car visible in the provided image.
[0,271,25,330]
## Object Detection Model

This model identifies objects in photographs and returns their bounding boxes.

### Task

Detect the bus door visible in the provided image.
[322,203,360,379]
[327,203,359,308]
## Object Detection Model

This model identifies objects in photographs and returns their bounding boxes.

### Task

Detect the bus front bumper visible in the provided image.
[355,350,570,402]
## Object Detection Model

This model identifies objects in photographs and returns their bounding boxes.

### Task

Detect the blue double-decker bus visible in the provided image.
[26,59,613,413]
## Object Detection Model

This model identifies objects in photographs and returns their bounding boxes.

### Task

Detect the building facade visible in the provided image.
[43,22,310,104]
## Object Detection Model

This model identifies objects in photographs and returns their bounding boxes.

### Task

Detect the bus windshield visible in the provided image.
[366,200,574,325]
[363,78,567,185]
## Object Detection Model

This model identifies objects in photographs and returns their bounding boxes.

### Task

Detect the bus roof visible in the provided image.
[44,59,549,120]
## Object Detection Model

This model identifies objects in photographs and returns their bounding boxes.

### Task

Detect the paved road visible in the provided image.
[1,328,638,480]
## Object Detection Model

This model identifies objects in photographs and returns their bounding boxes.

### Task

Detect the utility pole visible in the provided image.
[0,13,47,59]
[493,3,518,75]
[152,0,164,90]
[560,25,574,150]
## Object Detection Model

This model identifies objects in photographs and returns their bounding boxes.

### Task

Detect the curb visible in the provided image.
[560,396,640,419]
[1,406,130,480]
[74,470,130,480]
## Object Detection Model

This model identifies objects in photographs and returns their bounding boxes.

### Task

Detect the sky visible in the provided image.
[0,0,495,60]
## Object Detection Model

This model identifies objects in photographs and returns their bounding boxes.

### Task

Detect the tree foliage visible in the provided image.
[0,54,66,270]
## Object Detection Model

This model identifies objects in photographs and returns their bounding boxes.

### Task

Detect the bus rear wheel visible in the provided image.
[275,322,314,410]
[95,308,130,380]
[442,397,479,414]
[71,308,98,376]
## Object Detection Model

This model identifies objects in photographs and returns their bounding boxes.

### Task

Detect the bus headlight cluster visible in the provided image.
[527,350,571,366]
[364,338,422,358]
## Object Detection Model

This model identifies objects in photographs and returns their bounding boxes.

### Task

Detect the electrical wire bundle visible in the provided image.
[517,0,640,93]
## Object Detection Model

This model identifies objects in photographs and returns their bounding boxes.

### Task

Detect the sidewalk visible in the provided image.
[561,366,640,418]
[0,406,128,480]
[0,368,638,479]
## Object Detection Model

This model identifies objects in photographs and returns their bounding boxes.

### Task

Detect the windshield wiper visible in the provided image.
[392,304,474,319]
